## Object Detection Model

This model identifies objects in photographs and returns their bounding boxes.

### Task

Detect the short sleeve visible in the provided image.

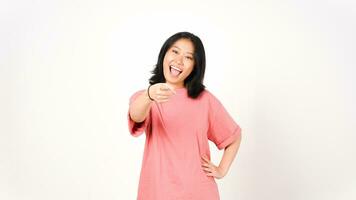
[128,90,151,137]
[207,92,242,150]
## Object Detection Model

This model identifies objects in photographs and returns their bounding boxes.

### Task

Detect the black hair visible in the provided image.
[149,32,206,99]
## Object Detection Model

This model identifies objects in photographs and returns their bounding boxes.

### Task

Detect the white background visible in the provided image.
[1,0,355,199]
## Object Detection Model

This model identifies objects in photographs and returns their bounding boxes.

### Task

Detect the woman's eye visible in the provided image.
[172,50,178,54]
[185,56,193,60]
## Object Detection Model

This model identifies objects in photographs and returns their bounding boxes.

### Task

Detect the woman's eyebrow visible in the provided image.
[172,46,194,55]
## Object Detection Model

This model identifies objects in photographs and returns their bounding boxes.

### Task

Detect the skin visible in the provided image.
[201,135,241,179]
[162,38,195,90]
[129,38,241,179]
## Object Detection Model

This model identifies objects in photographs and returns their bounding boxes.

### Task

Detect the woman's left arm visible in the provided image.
[201,133,242,179]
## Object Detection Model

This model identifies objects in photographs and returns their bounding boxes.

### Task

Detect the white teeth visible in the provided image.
[170,65,182,72]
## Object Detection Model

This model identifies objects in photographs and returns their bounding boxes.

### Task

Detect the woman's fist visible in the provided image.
[148,83,176,103]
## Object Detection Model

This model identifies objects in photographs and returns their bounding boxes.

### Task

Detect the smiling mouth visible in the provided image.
[169,65,182,77]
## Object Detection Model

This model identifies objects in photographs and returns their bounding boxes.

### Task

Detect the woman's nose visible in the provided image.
[175,55,183,65]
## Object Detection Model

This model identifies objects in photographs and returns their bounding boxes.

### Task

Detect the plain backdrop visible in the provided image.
[1,0,355,199]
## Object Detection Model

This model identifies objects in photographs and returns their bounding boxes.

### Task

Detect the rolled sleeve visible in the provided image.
[207,91,242,150]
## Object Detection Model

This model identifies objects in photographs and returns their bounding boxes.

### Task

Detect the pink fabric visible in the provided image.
[128,87,241,200]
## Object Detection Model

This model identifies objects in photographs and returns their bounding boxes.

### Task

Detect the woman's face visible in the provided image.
[163,38,195,89]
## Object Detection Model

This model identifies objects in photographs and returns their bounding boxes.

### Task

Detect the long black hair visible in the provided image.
[149,32,206,99]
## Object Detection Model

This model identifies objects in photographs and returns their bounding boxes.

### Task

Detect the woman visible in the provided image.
[128,32,242,200]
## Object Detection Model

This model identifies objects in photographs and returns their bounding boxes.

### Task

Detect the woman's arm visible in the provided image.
[129,83,176,123]
[201,133,242,179]
[218,134,242,177]
[129,89,153,123]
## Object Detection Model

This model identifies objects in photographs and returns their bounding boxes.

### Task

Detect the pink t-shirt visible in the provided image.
[128,87,241,200]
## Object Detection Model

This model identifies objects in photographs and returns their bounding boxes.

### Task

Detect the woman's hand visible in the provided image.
[148,83,176,103]
[201,155,226,179]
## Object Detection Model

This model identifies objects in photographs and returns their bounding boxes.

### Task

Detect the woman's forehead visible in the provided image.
[171,39,195,54]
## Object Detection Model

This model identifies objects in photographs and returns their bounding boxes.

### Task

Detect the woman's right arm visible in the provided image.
[129,83,176,123]
[129,89,153,123]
